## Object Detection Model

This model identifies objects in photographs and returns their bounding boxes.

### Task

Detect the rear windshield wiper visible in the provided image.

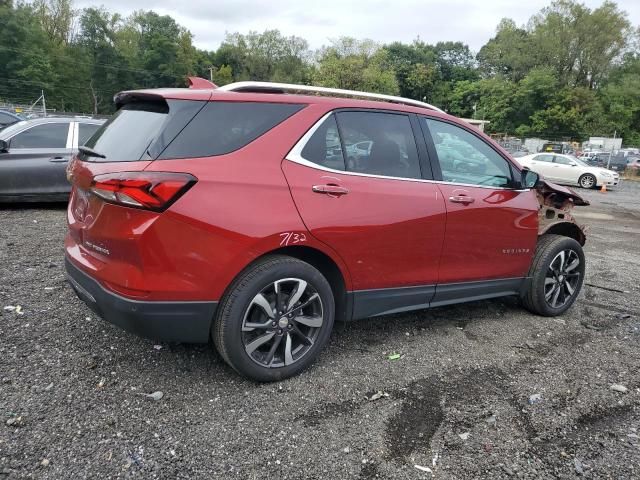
[78,145,106,159]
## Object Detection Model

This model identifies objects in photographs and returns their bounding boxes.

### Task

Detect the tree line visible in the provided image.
[1,0,638,144]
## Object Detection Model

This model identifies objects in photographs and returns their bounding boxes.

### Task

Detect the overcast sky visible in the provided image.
[76,0,640,53]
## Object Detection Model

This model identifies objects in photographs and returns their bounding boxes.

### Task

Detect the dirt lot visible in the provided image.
[1,182,639,479]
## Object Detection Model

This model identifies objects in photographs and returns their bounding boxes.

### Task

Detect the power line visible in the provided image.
[0,45,189,80]
[0,78,117,95]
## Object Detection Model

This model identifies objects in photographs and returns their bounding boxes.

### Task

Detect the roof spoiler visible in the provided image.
[187,77,217,89]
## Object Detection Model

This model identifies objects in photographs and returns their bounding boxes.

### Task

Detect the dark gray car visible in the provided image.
[0,117,104,202]
[0,110,22,130]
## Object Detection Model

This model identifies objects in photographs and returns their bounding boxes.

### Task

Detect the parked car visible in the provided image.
[541,142,574,155]
[0,110,22,130]
[518,153,619,189]
[589,152,628,172]
[65,80,588,382]
[626,156,640,175]
[0,117,104,202]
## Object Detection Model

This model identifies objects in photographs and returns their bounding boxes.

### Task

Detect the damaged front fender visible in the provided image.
[536,179,589,245]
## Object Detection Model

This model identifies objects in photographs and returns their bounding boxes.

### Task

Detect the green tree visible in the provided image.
[215,30,310,83]
[125,11,196,87]
[477,19,534,81]
[314,38,399,94]
[0,2,55,104]
[529,0,631,88]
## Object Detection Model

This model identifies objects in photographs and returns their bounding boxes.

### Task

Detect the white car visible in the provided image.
[517,153,619,189]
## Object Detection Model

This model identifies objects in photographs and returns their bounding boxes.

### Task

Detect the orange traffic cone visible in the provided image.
[600,183,607,193]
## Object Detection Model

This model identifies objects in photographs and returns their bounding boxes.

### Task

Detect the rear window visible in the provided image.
[78,123,102,145]
[158,102,304,159]
[82,100,303,162]
[82,101,176,162]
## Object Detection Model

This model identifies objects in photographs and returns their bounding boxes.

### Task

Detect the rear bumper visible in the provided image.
[65,257,217,343]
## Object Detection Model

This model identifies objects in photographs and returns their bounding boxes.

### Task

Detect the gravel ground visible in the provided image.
[1,182,639,479]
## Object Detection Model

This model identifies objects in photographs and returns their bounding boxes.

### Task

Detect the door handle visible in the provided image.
[312,184,349,196]
[49,156,68,163]
[449,195,475,204]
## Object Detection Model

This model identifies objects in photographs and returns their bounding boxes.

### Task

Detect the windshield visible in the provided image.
[0,120,29,139]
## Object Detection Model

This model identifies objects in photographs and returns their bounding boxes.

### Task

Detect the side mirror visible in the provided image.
[570,162,577,166]
[521,168,539,189]
[0,139,7,153]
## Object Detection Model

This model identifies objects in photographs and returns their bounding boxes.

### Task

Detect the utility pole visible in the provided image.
[607,130,616,169]
[207,66,215,82]
[41,90,46,117]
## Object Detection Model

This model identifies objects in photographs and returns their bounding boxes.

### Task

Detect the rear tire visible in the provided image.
[213,255,335,382]
[578,173,596,189]
[521,235,585,316]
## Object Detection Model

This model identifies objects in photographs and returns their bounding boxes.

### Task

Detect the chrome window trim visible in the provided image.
[66,122,75,148]
[285,112,526,192]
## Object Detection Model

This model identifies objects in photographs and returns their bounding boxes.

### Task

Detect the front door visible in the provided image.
[420,117,539,306]
[550,155,580,184]
[283,111,446,318]
[0,121,73,198]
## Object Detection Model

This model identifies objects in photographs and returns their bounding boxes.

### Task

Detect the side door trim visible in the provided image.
[347,277,526,320]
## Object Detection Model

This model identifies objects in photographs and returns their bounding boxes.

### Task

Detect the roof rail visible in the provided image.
[216,81,444,113]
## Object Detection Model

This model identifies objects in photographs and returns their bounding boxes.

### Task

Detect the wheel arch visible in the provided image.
[539,221,586,246]
[224,245,352,322]
[267,245,351,321]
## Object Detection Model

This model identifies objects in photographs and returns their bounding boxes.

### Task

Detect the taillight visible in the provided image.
[90,172,197,211]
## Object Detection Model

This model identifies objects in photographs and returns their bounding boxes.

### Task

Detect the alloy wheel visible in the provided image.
[580,175,595,188]
[544,249,581,309]
[241,278,324,368]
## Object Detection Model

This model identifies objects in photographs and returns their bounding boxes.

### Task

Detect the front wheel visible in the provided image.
[213,255,335,382]
[521,235,585,316]
[578,173,597,189]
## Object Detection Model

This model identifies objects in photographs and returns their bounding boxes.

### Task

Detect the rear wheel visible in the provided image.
[521,235,585,316]
[213,255,335,382]
[578,173,597,189]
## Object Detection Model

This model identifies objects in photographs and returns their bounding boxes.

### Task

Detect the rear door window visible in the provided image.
[300,114,345,171]
[336,111,421,179]
[159,102,304,159]
[298,111,422,180]
[10,123,69,149]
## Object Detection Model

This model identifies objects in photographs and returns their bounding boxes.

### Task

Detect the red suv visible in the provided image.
[65,80,588,381]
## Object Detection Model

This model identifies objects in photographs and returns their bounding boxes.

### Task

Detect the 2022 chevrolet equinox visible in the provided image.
[65,79,588,381]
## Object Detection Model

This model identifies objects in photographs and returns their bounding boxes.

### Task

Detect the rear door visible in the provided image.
[528,154,556,180]
[420,117,539,305]
[0,121,73,198]
[283,110,447,318]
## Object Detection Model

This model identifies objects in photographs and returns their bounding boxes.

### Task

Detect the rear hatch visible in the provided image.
[66,92,210,297]
[66,90,305,299]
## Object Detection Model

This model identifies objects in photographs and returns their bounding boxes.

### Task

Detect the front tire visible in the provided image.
[213,255,335,382]
[521,235,585,316]
[578,173,597,189]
